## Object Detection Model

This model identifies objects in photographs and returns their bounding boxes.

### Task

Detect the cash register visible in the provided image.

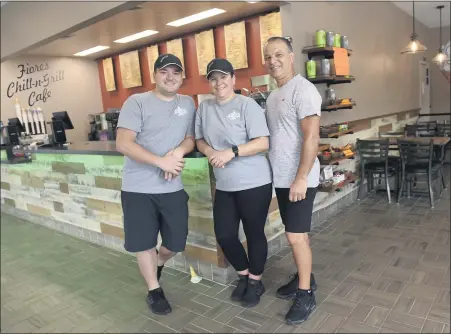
[50,111,74,146]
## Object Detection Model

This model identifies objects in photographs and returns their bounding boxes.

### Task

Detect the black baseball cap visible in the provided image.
[154,53,183,72]
[206,58,234,79]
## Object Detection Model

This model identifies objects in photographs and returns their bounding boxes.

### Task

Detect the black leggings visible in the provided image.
[213,183,273,276]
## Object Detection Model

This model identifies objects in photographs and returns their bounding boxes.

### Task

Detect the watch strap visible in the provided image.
[232,145,239,157]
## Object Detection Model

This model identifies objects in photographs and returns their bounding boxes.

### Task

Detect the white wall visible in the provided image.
[280,2,434,126]
[1,56,103,142]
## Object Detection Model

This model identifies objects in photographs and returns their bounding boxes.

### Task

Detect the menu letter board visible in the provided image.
[147,45,159,84]
[259,12,282,64]
[224,21,248,70]
[166,39,186,78]
[103,58,116,91]
[195,30,216,76]
[119,51,142,88]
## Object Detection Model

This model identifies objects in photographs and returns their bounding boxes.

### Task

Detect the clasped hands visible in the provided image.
[157,148,185,181]
[206,148,234,169]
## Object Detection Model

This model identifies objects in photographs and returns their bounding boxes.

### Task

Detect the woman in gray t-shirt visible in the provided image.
[195,58,272,308]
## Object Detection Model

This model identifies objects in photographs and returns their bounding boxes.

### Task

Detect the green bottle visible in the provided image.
[306,60,316,78]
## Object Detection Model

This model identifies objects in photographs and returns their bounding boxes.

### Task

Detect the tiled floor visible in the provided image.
[1,187,450,333]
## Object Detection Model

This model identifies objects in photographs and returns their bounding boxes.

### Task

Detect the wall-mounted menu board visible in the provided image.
[166,38,186,78]
[119,50,142,88]
[103,57,116,91]
[195,30,216,76]
[224,21,248,70]
[259,12,282,64]
[147,45,159,84]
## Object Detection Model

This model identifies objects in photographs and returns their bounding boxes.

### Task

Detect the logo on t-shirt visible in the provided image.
[174,106,187,116]
[226,110,240,121]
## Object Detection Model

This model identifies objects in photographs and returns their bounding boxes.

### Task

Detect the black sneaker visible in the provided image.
[276,273,317,300]
[241,279,265,307]
[285,290,316,325]
[231,275,248,301]
[147,288,172,315]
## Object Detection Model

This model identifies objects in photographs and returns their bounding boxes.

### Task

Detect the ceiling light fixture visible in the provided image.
[114,30,159,43]
[74,45,109,56]
[401,1,427,54]
[432,5,449,65]
[166,8,226,27]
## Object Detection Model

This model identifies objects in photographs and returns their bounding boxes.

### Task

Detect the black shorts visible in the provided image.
[275,187,317,233]
[121,190,189,253]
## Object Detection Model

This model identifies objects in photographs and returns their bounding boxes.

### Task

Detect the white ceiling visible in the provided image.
[25,1,281,60]
[393,1,450,28]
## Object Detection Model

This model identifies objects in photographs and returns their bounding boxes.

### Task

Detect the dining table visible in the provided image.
[366,136,450,146]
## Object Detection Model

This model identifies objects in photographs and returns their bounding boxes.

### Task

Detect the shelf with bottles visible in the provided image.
[320,122,354,138]
[302,46,353,60]
[322,98,356,112]
[318,143,355,166]
[308,75,355,86]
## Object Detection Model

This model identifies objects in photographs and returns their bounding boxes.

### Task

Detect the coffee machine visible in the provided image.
[88,110,120,141]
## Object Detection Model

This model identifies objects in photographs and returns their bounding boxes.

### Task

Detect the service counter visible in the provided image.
[0,141,286,283]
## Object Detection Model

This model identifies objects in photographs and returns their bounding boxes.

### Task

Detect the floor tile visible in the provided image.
[2,182,450,333]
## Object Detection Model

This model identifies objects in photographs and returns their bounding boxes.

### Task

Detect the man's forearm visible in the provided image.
[196,139,214,156]
[295,136,319,182]
[117,140,161,167]
[175,137,195,156]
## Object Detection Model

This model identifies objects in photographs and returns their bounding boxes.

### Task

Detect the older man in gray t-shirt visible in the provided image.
[264,37,322,325]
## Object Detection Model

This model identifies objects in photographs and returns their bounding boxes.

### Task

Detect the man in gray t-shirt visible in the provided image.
[264,37,321,325]
[116,54,195,316]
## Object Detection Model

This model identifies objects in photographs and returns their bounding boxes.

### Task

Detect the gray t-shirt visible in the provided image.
[117,91,195,194]
[266,74,322,188]
[195,94,272,192]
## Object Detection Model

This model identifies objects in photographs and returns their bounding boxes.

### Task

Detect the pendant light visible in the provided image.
[432,5,449,64]
[401,1,427,54]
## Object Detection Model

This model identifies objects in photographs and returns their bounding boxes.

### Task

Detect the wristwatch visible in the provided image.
[232,145,239,157]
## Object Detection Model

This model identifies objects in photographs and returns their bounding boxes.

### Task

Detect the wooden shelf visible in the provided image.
[302,46,353,59]
[308,75,355,86]
[320,154,355,166]
[318,144,331,152]
[322,102,356,112]
[320,129,354,138]
[318,174,359,193]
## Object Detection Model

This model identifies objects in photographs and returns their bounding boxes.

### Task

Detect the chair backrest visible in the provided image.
[437,123,451,137]
[356,139,390,164]
[397,139,433,167]
[405,124,419,137]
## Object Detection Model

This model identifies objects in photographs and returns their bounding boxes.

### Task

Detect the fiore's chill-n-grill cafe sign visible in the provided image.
[6,61,65,107]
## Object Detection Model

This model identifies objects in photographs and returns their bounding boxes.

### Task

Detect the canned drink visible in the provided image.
[320,59,331,76]
[334,33,341,47]
[341,35,349,49]
[306,60,316,78]
[326,32,334,47]
[316,30,326,46]
[326,88,336,105]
